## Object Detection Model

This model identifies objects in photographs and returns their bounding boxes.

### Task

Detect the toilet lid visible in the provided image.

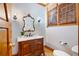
[53,50,70,56]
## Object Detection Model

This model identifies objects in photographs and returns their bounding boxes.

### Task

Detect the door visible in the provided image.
[0,3,12,56]
[0,27,8,55]
[0,19,12,56]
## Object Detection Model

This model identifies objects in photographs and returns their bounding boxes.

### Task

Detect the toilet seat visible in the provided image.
[53,50,70,56]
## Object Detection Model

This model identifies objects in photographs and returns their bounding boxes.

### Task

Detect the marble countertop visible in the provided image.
[17,36,44,42]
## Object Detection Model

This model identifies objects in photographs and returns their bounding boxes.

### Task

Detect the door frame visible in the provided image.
[4,3,9,22]
[4,3,12,56]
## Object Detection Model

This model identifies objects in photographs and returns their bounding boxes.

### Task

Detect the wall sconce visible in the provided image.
[13,15,17,20]
[37,17,41,23]
[38,19,41,22]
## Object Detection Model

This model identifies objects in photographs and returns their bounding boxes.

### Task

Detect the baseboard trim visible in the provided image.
[44,45,54,51]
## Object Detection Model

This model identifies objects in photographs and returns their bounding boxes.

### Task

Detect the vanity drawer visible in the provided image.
[21,40,34,45]
[22,43,30,49]
[34,39,43,44]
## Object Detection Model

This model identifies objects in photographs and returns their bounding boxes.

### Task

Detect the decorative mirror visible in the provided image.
[22,14,35,32]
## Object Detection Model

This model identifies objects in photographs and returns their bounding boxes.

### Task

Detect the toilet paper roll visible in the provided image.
[59,41,68,45]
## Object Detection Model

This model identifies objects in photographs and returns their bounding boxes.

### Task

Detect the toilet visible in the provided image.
[53,50,70,56]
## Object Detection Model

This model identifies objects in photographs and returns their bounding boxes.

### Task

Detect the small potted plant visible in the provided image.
[20,31,25,36]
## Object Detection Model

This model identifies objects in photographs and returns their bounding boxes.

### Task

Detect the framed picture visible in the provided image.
[48,7,57,26]
[59,3,76,24]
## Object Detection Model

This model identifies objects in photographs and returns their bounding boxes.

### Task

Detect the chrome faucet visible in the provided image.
[28,32,32,37]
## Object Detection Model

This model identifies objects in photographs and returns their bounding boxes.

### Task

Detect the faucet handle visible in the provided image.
[29,32,31,37]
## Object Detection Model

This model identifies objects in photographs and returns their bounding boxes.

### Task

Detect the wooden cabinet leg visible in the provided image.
[41,51,45,56]
[43,52,45,56]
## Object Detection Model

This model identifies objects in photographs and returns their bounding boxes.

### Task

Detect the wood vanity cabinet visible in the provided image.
[18,38,45,56]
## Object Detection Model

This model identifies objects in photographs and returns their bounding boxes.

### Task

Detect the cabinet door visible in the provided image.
[34,39,43,50]
[31,39,43,56]
[21,41,31,55]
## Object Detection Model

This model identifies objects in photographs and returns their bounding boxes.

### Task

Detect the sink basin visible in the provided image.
[72,45,78,53]
[17,36,44,42]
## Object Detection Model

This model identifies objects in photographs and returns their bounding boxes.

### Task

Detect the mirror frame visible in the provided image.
[22,14,35,32]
